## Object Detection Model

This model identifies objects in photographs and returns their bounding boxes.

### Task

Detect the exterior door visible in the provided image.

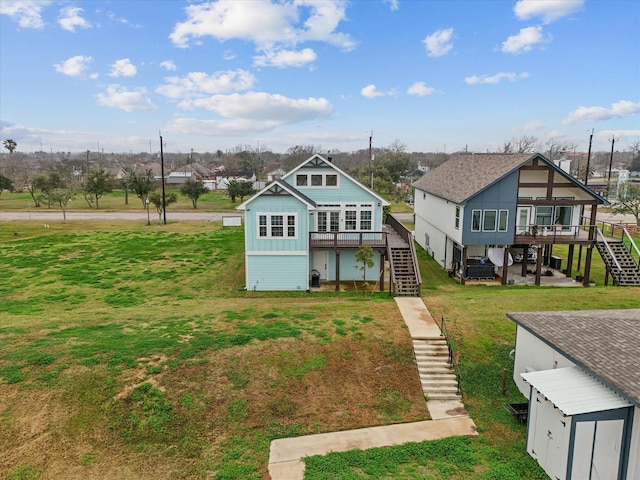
[516,207,531,234]
[313,251,328,280]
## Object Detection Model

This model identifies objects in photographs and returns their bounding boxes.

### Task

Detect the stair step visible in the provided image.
[424,393,462,401]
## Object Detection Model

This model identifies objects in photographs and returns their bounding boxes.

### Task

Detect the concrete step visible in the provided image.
[425,392,462,401]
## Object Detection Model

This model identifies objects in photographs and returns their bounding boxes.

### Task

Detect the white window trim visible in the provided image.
[471,209,482,232]
[294,173,340,188]
[482,209,498,232]
[498,209,509,232]
[257,212,298,239]
[316,204,375,231]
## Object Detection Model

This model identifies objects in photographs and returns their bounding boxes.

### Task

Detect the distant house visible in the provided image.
[411,153,621,286]
[236,154,423,293]
[215,171,256,190]
[509,309,640,480]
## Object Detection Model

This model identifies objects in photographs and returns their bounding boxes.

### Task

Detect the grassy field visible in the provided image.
[1,220,638,479]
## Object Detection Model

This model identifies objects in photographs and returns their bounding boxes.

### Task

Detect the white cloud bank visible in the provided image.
[423,28,454,57]
[157,70,256,99]
[407,82,435,96]
[169,0,354,68]
[58,6,92,32]
[0,0,51,29]
[563,100,640,124]
[465,72,529,85]
[502,26,550,54]
[54,55,93,76]
[514,0,584,24]
[109,59,137,77]
[96,85,157,112]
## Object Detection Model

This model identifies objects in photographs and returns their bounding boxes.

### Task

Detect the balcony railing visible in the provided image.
[309,231,387,249]
[514,223,595,243]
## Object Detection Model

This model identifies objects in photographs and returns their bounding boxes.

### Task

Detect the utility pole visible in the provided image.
[606,136,617,200]
[368,131,373,189]
[583,129,593,185]
[159,132,167,225]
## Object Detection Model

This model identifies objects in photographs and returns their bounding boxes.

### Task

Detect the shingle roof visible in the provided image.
[412,153,535,204]
[508,309,640,406]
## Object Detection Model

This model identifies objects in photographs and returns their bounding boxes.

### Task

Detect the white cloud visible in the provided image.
[169,0,355,55]
[465,72,529,85]
[160,60,177,71]
[58,6,91,32]
[502,26,550,54]
[407,82,435,96]
[0,0,51,29]
[361,85,384,98]
[385,0,400,11]
[96,85,157,112]
[514,0,584,24]
[253,48,317,68]
[523,120,545,131]
[423,28,454,57]
[108,58,137,78]
[166,117,279,136]
[179,92,332,125]
[156,70,255,99]
[54,55,93,76]
[563,100,640,124]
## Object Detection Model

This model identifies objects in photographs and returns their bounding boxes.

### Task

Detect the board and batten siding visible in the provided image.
[245,254,308,291]
[243,194,310,253]
[283,167,385,228]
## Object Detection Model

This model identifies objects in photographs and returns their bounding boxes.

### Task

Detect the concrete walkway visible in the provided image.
[267,298,477,479]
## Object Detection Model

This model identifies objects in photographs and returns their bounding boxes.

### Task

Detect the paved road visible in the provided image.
[0,210,634,224]
[0,210,236,222]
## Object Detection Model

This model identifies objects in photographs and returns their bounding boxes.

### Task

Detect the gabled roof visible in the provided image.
[508,309,640,407]
[412,152,607,205]
[284,154,390,206]
[236,179,316,211]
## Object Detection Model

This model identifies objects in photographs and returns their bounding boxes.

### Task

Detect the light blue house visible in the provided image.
[238,155,420,293]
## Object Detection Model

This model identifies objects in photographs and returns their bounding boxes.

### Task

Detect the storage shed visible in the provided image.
[508,309,640,480]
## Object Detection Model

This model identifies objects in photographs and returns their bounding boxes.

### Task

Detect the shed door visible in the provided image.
[529,391,568,480]
[572,419,624,480]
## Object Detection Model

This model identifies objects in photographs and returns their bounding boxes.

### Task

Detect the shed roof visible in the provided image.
[508,309,640,407]
[522,366,632,416]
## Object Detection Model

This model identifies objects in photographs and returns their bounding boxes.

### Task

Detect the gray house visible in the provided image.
[411,153,620,286]
[508,309,640,480]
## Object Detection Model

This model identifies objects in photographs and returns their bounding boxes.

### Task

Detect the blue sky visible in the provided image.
[1,0,638,155]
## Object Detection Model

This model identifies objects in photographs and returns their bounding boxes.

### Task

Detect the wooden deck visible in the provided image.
[514,226,595,245]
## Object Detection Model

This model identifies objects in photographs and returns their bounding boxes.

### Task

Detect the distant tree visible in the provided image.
[3,139,17,154]
[544,138,576,160]
[180,179,209,208]
[502,135,539,153]
[130,169,156,207]
[283,145,321,172]
[613,184,640,226]
[0,174,14,193]
[34,171,64,208]
[628,142,640,173]
[50,189,75,223]
[226,179,254,203]
[84,169,112,208]
[120,166,135,205]
[148,191,177,221]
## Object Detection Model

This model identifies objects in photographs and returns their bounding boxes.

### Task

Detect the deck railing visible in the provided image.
[385,213,422,287]
[309,231,387,249]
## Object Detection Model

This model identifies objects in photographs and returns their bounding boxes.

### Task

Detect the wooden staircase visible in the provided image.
[389,246,421,296]
[595,240,640,286]
[413,337,461,401]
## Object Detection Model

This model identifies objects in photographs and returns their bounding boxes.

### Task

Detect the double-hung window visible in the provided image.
[345,210,357,230]
[360,210,372,230]
[258,213,296,238]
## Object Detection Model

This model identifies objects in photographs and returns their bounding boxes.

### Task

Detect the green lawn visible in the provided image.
[1,221,638,479]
